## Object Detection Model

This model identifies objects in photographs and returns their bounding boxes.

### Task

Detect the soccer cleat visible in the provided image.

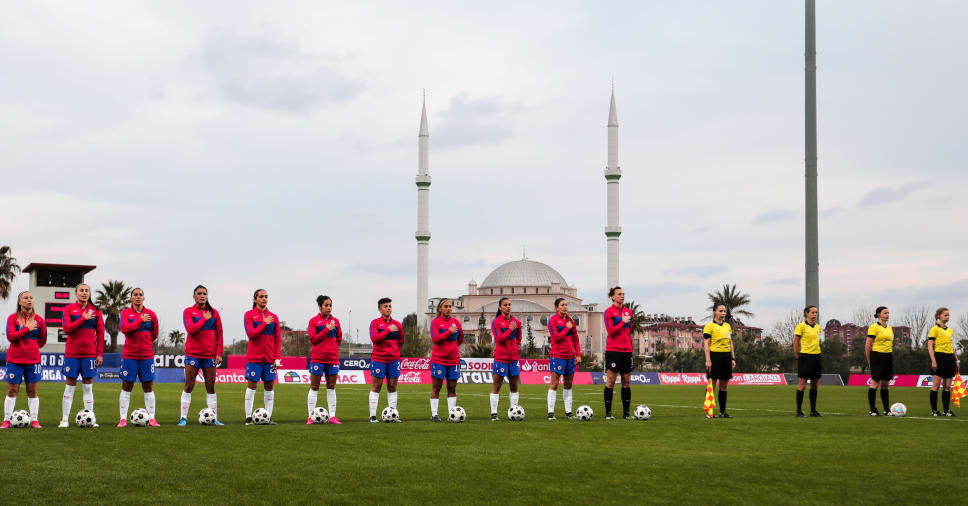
[31,421,42,429]
[213,419,224,426]
[933,411,942,417]
[605,415,616,420]
[392,418,403,423]
[809,411,822,417]
[491,414,499,421]
[623,413,631,420]
[431,415,442,422]
[796,412,806,418]
[869,410,880,416]
[705,414,714,419]
[0,421,9,429]
[306,417,314,425]
[148,419,160,427]
[718,412,732,419]
[177,417,188,426]
[117,419,128,428]
[565,412,574,420]
[944,411,956,417]
[265,419,277,425]
[328,417,342,425]
[245,417,254,426]
[884,411,894,417]
[91,422,100,428]
[547,413,556,420]
[370,416,380,423]
[59,419,70,428]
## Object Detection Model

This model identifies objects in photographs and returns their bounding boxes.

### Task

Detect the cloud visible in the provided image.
[433,94,522,148]
[664,265,728,278]
[752,209,796,224]
[858,183,926,208]
[767,277,799,286]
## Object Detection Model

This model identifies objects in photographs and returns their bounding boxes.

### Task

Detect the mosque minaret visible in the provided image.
[604,87,622,289]
[415,95,431,326]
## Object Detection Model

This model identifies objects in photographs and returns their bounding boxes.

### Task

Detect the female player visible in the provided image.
[117,288,160,427]
[430,299,463,422]
[490,297,522,421]
[3,291,46,429]
[703,303,735,418]
[243,289,282,425]
[60,283,104,428]
[307,295,343,424]
[927,307,959,416]
[793,305,822,417]
[865,306,894,416]
[369,297,404,423]
[603,286,634,420]
[547,298,581,420]
[180,285,224,426]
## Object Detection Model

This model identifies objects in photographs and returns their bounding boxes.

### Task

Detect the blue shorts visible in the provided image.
[370,360,400,379]
[185,356,216,370]
[310,362,340,376]
[550,357,576,376]
[120,358,155,382]
[63,357,98,379]
[246,362,277,383]
[5,363,42,384]
[492,360,521,378]
[431,363,461,380]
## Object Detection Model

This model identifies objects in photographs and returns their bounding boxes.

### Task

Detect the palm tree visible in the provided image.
[706,284,754,326]
[167,330,186,347]
[0,246,21,301]
[622,300,647,336]
[95,280,132,351]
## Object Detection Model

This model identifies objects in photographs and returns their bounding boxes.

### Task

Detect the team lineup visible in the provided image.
[2,284,962,428]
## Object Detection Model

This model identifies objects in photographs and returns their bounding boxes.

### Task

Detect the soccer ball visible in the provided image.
[448,406,467,423]
[634,405,652,421]
[129,408,150,427]
[198,408,217,425]
[75,409,96,428]
[10,410,30,428]
[252,408,271,425]
[507,404,526,421]
[890,403,907,417]
[576,405,594,421]
[311,407,330,424]
[381,406,400,423]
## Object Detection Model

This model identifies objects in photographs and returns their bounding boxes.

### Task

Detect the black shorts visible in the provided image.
[605,351,633,374]
[870,351,893,381]
[933,353,957,379]
[797,354,822,379]
[708,351,733,380]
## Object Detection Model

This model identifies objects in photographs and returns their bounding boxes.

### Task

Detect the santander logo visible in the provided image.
[400,358,431,370]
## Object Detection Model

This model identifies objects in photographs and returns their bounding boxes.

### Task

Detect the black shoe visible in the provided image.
[547,413,556,420]
[883,411,893,417]
[490,413,499,421]
[932,410,942,417]
[623,413,631,420]
[944,411,956,417]
[809,411,822,417]
[369,416,379,423]
[869,410,880,416]
[565,412,575,420]
[431,415,442,422]
[718,412,732,419]
[796,411,806,418]
[244,417,254,426]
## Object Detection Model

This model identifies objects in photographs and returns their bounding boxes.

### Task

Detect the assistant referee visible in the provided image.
[704,303,735,418]
[865,306,895,416]
[793,305,822,417]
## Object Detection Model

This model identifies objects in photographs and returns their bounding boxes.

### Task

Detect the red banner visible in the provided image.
[847,375,921,387]
[226,355,306,369]
[657,373,785,385]
[657,373,708,385]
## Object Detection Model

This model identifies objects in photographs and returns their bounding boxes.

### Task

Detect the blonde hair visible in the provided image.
[16,291,35,321]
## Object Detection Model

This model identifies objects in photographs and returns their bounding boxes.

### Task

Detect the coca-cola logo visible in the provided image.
[398,372,423,383]
[400,358,430,370]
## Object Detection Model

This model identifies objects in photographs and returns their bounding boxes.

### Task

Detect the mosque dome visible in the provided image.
[479,259,568,288]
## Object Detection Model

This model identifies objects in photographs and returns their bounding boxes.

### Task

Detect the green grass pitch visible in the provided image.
[1,383,964,504]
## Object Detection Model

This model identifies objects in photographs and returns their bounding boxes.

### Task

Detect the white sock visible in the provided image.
[388,391,398,409]
[4,395,14,421]
[447,395,457,412]
[430,397,439,416]
[62,384,76,421]
[369,391,379,417]
[307,389,318,416]
[509,391,520,406]
[82,383,94,411]
[563,388,573,413]
[144,392,156,418]
[547,389,557,414]
[264,390,274,416]
[490,393,499,414]
[180,391,191,419]
[244,387,256,417]
[119,390,131,420]
[206,393,217,417]
[326,388,337,417]
[28,397,39,421]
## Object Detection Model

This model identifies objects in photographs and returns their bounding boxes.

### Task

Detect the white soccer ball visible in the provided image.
[10,409,30,428]
[75,409,96,428]
[198,408,217,425]
[448,406,467,423]
[634,404,652,421]
[311,407,330,424]
[507,404,526,421]
[890,402,907,417]
[381,406,400,423]
[130,408,150,427]
[252,408,271,425]
[576,405,594,421]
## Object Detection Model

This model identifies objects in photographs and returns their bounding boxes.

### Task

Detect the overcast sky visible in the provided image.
[2,1,966,344]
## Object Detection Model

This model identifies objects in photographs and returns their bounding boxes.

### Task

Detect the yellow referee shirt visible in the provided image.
[703,321,733,353]
[929,325,954,354]
[867,323,894,353]
[795,322,822,355]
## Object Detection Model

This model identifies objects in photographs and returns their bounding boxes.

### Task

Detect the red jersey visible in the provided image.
[62,302,105,358]
[120,306,159,359]
[430,316,463,366]
[548,313,581,360]
[308,313,342,364]
[183,305,224,359]
[491,314,522,363]
[5,313,47,365]
[370,317,404,363]
[603,304,634,352]
[244,308,282,363]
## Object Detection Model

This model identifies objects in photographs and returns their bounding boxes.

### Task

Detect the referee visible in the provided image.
[703,303,735,418]
[793,305,822,417]
[865,306,895,416]
[602,287,635,420]
[927,307,959,416]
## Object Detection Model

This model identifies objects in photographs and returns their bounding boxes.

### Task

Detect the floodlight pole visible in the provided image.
[805,0,819,308]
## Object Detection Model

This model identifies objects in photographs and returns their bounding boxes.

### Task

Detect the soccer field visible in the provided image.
[1,383,964,504]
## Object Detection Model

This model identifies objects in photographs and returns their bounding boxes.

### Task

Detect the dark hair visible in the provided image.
[495,297,510,318]
[554,298,567,310]
[713,303,727,313]
[317,295,332,308]
[803,305,817,317]
[875,306,888,318]
[378,297,392,307]
[131,287,144,296]
[194,285,214,312]
[436,298,450,317]
[608,286,623,297]
[252,289,266,309]
[935,307,949,321]
[75,283,89,292]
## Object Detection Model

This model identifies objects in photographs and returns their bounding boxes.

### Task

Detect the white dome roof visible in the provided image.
[480,259,568,288]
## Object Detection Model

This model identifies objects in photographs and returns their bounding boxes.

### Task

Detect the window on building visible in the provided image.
[523,288,527,294]
[574,317,580,326]
[490,289,493,295]
[540,316,548,326]
[526,315,533,322]
[499,288,503,294]
[511,287,515,294]
[463,316,470,323]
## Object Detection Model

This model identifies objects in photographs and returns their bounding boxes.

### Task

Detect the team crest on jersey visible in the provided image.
[122,370,128,376]
[375,368,381,374]
[611,363,617,368]
[499,367,505,373]
[66,366,71,372]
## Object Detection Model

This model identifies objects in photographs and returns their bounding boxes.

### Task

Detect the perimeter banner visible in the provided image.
[657,372,786,385]
[847,375,920,387]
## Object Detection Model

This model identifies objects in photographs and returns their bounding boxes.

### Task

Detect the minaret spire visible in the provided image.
[416,94,431,325]
[604,86,621,290]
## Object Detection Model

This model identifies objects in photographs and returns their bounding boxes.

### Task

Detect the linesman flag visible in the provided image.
[952,375,966,408]
[703,380,716,417]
